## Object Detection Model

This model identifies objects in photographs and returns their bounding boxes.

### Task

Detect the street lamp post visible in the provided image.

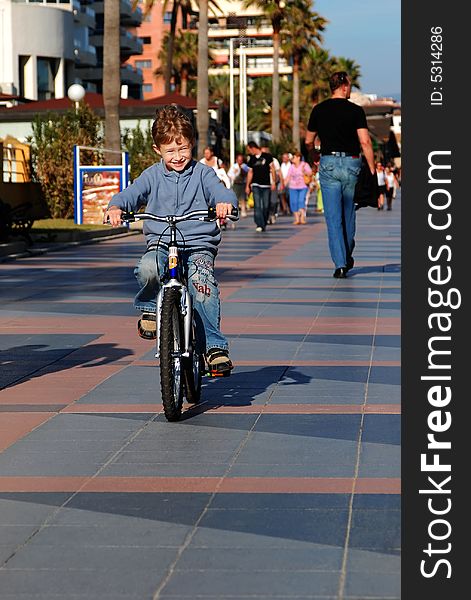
[229,38,235,166]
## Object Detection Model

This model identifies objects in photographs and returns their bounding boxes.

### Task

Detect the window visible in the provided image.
[135,60,152,69]
[37,57,56,100]
[142,84,153,94]
[163,12,172,24]
[139,36,151,44]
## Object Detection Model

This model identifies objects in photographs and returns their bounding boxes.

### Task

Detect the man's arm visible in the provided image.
[245,168,253,194]
[269,162,276,190]
[305,129,317,151]
[357,128,375,174]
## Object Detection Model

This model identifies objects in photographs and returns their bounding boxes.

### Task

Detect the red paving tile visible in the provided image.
[0,476,401,494]
[0,413,56,452]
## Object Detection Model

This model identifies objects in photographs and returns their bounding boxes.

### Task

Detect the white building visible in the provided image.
[0,0,80,99]
[0,0,142,101]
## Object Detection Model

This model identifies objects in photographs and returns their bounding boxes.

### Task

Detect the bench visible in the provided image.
[0,183,49,244]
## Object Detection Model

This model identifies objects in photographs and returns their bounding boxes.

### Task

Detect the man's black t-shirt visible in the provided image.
[247,152,273,187]
[307,99,367,155]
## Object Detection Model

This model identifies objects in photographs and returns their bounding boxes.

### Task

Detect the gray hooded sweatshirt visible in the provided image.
[108,159,237,253]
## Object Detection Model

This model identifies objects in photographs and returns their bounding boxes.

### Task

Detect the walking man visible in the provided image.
[245,141,276,232]
[305,71,375,278]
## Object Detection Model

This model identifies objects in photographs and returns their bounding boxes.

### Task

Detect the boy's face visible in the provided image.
[154,137,193,172]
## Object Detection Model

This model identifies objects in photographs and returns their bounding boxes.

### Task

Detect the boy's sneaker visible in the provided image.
[138,313,156,340]
[206,348,233,374]
[255,226,263,232]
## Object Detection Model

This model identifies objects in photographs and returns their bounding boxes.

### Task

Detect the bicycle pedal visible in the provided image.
[206,368,231,378]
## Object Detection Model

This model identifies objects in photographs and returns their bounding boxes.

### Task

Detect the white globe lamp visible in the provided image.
[67,84,86,111]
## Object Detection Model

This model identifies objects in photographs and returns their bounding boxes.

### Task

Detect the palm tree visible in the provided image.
[242,0,289,143]
[103,0,121,155]
[331,57,362,90]
[196,0,209,157]
[157,30,199,96]
[282,1,326,149]
[137,1,195,95]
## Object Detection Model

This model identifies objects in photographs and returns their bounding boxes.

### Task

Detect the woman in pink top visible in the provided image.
[285,151,312,224]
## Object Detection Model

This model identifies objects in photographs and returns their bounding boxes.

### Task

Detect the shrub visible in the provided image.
[29,104,102,218]
[122,121,158,181]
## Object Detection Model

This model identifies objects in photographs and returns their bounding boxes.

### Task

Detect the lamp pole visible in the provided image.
[239,46,247,147]
[229,37,235,166]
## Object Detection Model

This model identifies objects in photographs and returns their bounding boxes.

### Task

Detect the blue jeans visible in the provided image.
[134,248,228,353]
[252,186,270,229]
[319,155,362,269]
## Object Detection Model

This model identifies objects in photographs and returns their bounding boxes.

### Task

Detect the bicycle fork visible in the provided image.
[154,282,192,359]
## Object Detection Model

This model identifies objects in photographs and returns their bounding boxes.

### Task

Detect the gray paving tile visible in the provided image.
[344,570,400,598]
[0,525,40,547]
[6,544,178,571]
[176,546,343,571]
[0,495,69,525]
[349,509,401,553]
[0,568,165,596]
[347,547,401,573]
[0,451,114,477]
[162,569,341,597]
[102,462,230,477]
[200,508,349,547]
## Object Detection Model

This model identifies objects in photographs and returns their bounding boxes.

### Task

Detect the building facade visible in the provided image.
[0,0,144,101]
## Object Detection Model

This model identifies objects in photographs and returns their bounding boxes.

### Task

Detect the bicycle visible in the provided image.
[121,206,238,422]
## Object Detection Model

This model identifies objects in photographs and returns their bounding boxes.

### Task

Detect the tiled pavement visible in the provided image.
[0,196,401,599]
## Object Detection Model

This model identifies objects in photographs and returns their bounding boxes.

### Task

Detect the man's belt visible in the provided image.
[322,151,360,158]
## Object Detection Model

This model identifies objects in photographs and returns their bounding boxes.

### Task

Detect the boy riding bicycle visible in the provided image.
[104,105,237,373]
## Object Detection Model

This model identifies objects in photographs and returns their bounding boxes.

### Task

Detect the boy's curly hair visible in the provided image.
[152,105,195,147]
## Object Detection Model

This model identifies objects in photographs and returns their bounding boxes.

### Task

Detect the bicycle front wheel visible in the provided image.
[159,287,184,421]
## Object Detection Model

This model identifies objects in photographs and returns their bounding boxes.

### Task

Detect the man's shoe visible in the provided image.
[255,226,263,232]
[346,257,354,272]
[333,267,347,279]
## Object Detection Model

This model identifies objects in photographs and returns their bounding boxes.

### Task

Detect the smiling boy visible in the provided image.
[104,105,237,372]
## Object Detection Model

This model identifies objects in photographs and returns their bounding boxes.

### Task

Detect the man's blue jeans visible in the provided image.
[134,248,228,353]
[319,155,362,269]
[252,185,270,229]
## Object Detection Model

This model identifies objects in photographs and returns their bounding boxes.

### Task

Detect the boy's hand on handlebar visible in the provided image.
[215,203,234,219]
[104,207,123,227]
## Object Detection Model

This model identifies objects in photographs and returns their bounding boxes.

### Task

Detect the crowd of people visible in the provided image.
[196,142,400,234]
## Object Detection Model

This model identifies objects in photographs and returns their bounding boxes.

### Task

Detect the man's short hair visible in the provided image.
[247,141,260,150]
[329,71,350,93]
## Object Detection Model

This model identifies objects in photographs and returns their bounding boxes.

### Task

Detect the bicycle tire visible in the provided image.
[183,330,204,404]
[159,287,184,421]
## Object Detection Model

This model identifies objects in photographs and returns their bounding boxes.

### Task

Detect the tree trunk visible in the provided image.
[180,68,188,96]
[103,0,121,159]
[165,3,179,94]
[197,0,209,158]
[292,56,300,150]
[271,29,280,143]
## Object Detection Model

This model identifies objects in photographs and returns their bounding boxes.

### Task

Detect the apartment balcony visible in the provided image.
[89,30,143,57]
[121,64,143,86]
[73,5,95,28]
[89,0,142,26]
[74,44,97,67]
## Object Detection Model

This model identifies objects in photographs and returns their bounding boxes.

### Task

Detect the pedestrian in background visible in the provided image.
[245,141,276,233]
[305,71,375,278]
[284,151,312,225]
[279,152,292,216]
[376,161,386,210]
[228,153,249,217]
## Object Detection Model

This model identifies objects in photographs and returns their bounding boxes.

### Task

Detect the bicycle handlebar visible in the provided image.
[121,206,239,224]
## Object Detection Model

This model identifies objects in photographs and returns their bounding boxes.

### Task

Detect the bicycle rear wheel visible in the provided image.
[159,287,184,421]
